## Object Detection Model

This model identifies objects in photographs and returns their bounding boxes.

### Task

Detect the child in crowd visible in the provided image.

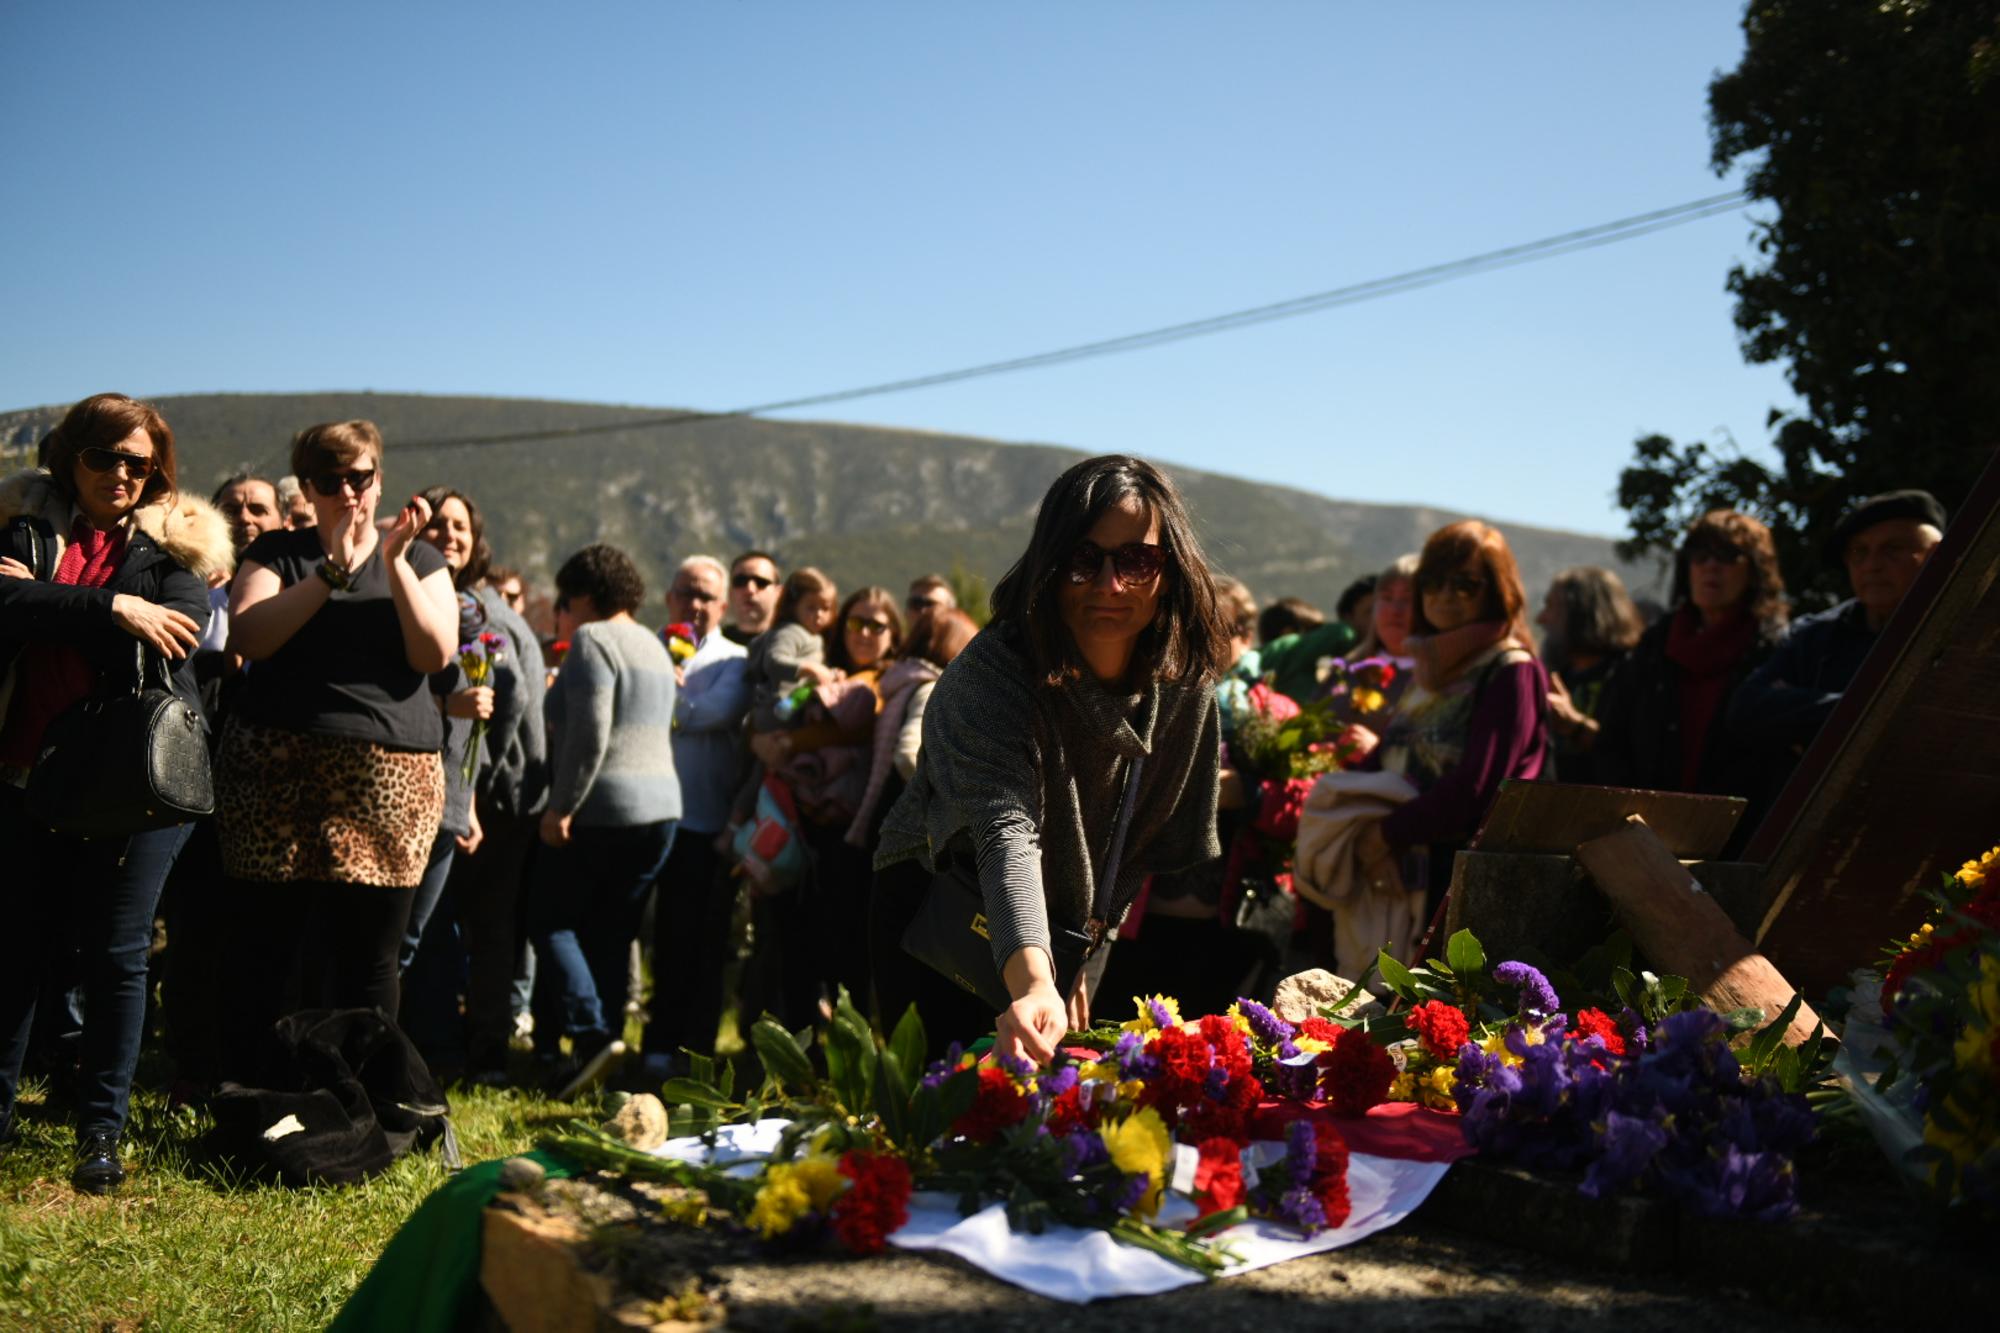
[743,567,839,732]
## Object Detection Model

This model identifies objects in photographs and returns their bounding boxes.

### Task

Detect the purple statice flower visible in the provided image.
[1147,997,1177,1031]
[1111,1030,1161,1081]
[919,1045,966,1090]
[998,1052,1036,1079]
[1617,1007,1650,1053]
[1235,997,1296,1045]
[1277,1186,1327,1233]
[1285,1118,1319,1187]
[1663,1145,1798,1222]
[1580,1109,1670,1199]
[1115,1173,1150,1212]
[1202,1066,1231,1101]
[1276,1038,1302,1061]
[1062,1129,1109,1175]
[1492,961,1560,1017]
[1041,1064,1080,1098]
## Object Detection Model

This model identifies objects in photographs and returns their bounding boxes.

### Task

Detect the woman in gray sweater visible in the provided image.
[875,455,1231,1064]
[527,543,680,1091]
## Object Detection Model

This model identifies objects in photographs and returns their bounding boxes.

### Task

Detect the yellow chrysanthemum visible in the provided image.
[1101,1107,1171,1216]
[1352,687,1386,714]
[1293,1034,1333,1055]
[1480,1026,1543,1068]
[1221,1004,1255,1036]
[1957,846,2000,892]
[746,1157,847,1238]
[1122,994,1184,1035]
[1116,1079,1148,1105]
[1388,1071,1417,1103]
[1419,1064,1459,1110]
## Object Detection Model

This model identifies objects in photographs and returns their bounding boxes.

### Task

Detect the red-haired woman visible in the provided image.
[0,394,233,1192]
[1595,511,1786,808]
[1348,521,1550,912]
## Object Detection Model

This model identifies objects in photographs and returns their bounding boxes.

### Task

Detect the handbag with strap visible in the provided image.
[902,756,1145,1012]
[26,639,214,838]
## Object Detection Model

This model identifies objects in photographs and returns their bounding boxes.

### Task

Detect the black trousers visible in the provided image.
[644,828,734,1058]
[220,878,415,1085]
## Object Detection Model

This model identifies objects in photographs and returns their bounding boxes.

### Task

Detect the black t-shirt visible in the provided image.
[235,528,450,751]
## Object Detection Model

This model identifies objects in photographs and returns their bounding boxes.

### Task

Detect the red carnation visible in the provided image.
[1297,1016,1343,1046]
[1156,1025,1213,1087]
[1199,1015,1254,1081]
[1182,1070,1263,1145]
[830,1150,912,1255]
[1568,1007,1628,1057]
[1407,1001,1471,1063]
[1190,1137,1246,1217]
[951,1066,1031,1143]
[1311,1121,1352,1229]
[1317,1026,1397,1116]
[1047,1084,1091,1136]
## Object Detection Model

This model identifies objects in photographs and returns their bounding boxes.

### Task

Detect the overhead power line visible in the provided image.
[397,190,1750,454]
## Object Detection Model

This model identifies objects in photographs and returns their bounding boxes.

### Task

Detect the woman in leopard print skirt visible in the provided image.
[215,420,459,1077]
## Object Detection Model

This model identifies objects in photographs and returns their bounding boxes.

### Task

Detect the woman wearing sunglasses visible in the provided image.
[215,420,457,1077]
[0,393,233,1192]
[875,455,1231,1065]
[1344,521,1550,918]
[1594,511,1786,823]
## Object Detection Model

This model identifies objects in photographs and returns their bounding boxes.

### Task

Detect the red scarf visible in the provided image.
[1663,605,1754,790]
[0,518,129,769]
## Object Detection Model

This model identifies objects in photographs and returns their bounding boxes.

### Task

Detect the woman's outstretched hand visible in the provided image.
[995,947,1066,1066]
[111,593,202,659]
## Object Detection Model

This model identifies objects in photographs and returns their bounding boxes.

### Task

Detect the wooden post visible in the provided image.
[1574,816,1823,1047]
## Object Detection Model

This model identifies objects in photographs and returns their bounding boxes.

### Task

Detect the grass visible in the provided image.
[0,1070,605,1331]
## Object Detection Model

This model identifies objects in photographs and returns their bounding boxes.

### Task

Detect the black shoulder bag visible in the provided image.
[902,756,1145,1012]
[27,639,215,839]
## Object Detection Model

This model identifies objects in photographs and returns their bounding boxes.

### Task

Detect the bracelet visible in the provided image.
[316,558,353,592]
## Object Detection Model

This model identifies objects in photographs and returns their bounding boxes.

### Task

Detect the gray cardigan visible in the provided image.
[876,624,1222,975]
[545,618,681,828]
[473,584,549,819]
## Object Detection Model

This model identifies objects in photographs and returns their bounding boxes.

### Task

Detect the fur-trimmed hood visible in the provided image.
[0,468,235,583]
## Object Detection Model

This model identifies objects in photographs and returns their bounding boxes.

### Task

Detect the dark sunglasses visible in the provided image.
[1686,544,1747,567]
[731,572,774,591]
[309,468,378,498]
[846,615,893,635]
[78,447,155,479]
[1421,572,1488,600]
[1067,539,1166,587]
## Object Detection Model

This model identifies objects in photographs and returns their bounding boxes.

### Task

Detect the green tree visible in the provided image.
[1618,0,2000,605]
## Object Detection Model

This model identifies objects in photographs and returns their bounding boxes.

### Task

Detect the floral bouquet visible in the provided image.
[1856,844,2000,1213]
[456,630,505,784]
[1318,654,1400,719]
[662,621,699,664]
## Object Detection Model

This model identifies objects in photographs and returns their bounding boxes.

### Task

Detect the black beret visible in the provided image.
[1824,489,1948,566]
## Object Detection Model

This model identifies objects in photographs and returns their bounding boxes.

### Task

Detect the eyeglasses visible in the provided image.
[906,595,947,612]
[847,615,893,636]
[78,447,155,479]
[309,469,377,498]
[1066,540,1166,587]
[1421,572,1488,600]
[731,572,774,592]
[1686,545,1747,567]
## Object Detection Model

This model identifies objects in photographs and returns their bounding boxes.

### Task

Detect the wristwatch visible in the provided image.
[316,557,354,591]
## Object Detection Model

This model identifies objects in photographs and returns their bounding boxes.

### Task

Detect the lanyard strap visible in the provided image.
[1090,756,1145,926]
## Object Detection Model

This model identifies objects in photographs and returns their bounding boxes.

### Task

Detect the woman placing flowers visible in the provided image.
[218,420,458,1074]
[875,455,1230,1064]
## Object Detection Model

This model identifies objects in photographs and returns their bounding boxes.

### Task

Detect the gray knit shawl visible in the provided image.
[876,623,1222,974]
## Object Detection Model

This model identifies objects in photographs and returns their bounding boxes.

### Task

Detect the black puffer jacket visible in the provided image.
[1593,610,1780,799]
[0,468,234,725]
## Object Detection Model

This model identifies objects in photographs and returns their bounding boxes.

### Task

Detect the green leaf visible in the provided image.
[687,1052,715,1086]
[1611,966,1639,1013]
[751,1017,816,1091]
[1376,949,1419,998]
[1719,1006,1766,1032]
[1187,1205,1250,1238]
[1423,958,1455,979]
[659,1077,735,1110]
[1742,992,1804,1075]
[717,1057,737,1102]
[874,1051,912,1147]
[890,1004,927,1082]
[1445,928,1486,978]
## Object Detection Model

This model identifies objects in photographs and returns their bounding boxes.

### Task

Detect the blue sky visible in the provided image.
[0,1,1792,537]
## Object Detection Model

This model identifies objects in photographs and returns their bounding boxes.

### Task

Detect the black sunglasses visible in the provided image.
[1067,539,1166,587]
[78,446,155,479]
[309,468,378,498]
[1421,572,1488,600]
[731,572,774,591]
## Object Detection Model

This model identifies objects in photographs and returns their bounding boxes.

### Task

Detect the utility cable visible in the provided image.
[395,190,1750,454]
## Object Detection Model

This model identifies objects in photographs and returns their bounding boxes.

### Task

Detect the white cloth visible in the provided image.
[1292,769,1426,981]
[647,1122,1452,1302]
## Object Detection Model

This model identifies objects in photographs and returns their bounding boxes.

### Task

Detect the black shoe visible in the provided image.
[72,1131,125,1195]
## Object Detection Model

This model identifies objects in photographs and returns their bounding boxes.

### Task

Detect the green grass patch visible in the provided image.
[0,1077,598,1331]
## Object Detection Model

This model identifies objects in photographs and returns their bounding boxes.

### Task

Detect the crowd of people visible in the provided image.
[0,394,1950,1194]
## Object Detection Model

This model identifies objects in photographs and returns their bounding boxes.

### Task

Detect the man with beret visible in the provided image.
[1729,489,1946,789]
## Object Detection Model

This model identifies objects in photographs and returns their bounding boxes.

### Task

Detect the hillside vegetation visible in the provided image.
[1,392,1657,619]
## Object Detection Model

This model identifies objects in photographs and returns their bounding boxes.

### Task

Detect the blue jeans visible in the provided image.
[528,820,675,1056]
[399,830,458,973]
[0,788,192,1138]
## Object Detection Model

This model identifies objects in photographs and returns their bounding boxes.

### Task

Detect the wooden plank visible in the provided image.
[1751,447,2000,997]
[1470,779,1744,859]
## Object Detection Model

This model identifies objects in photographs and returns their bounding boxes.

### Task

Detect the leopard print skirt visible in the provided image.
[216,720,445,888]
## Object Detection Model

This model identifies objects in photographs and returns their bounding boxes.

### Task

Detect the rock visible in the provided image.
[498,1155,548,1193]
[1273,969,1383,1024]
[604,1093,669,1150]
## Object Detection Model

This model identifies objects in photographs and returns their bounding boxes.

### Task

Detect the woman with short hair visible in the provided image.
[0,393,231,1192]
[527,543,679,1093]
[217,419,457,1071]
[1595,511,1787,807]
[876,454,1229,1063]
